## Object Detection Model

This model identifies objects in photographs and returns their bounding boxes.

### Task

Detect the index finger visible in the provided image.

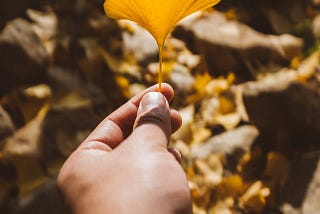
[79,83,175,150]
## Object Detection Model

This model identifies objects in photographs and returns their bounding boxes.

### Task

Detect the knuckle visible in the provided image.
[138,107,170,127]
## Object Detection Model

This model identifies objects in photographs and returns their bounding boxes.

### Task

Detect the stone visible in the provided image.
[41,107,102,160]
[88,14,123,55]
[217,0,309,34]
[241,55,320,149]
[3,118,43,160]
[2,118,48,200]
[191,125,259,159]
[0,18,48,96]
[173,11,303,80]
[281,152,320,210]
[281,203,302,214]
[119,20,158,65]
[2,105,102,199]
[47,65,125,112]
[169,63,195,93]
[14,180,69,214]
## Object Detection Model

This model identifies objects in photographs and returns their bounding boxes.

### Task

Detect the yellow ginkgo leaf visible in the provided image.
[104,0,221,47]
[104,0,221,90]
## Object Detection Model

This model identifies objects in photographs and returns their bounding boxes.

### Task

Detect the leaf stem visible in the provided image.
[158,45,164,92]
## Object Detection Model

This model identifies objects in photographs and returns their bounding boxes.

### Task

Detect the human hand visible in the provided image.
[57,83,192,214]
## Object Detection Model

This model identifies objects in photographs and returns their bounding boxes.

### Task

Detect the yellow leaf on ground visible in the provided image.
[209,200,233,214]
[215,112,241,130]
[215,175,244,199]
[239,181,270,214]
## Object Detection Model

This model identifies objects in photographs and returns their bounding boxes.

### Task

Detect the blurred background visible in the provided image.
[0,0,320,213]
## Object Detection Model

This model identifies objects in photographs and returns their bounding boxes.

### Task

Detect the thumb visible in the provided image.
[132,92,172,147]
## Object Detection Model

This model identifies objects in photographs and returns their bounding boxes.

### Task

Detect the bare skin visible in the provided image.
[57,83,192,214]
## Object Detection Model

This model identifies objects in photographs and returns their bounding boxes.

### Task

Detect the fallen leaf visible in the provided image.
[24,84,51,100]
[205,77,232,96]
[52,92,91,110]
[209,200,233,214]
[214,112,241,130]
[214,175,244,200]
[195,159,223,186]
[239,181,270,213]
[172,105,195,142]
[296,50,319,81]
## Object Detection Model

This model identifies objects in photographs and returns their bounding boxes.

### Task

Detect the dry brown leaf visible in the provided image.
[214,112,241,130]
[239,181,270,213]
[195,159,223,186]
[172,105,195,143]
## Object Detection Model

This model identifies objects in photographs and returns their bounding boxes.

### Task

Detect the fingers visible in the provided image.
[168,147,182,163]
[130,83,175,106]
[171,109,182,133]
[80,83,180,151]
[130,92,172,149]
[105,83,175,139]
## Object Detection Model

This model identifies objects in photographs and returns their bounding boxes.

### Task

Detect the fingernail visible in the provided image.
[134,92,171,143]
[138,92,167,112]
